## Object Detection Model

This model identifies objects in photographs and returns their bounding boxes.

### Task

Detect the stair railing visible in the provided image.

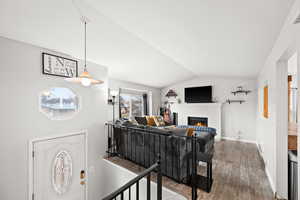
[102,155,162,200]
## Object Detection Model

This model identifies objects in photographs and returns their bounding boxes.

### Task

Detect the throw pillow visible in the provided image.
[146,116,156,126]
[186,128,195,137]
[129,117,139,125]
[135,116,147,125]
[153,116,166,127]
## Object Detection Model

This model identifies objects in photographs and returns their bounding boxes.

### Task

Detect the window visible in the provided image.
[39,87,79,120]
[119,90,148,119]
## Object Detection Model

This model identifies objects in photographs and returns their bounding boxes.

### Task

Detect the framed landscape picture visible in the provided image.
[42,53,78,78]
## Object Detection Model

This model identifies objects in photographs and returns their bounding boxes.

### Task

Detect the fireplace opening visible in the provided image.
[188,116,208,127]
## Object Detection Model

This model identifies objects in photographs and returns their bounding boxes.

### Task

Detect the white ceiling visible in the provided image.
[0,0,295,88]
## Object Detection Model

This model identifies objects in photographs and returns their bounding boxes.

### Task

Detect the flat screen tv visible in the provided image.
[185,86,212,103]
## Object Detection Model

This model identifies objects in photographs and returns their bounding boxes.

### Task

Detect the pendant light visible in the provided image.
[66,19,103,87]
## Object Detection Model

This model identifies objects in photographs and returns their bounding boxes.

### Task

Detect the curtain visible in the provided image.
[143,93,148,115]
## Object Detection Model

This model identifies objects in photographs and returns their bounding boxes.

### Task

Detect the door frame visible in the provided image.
[28,130,88,200]
[275,58,289,198]
[275,44,297,198]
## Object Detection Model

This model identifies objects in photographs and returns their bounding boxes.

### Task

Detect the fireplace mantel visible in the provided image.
[171,103,222,141]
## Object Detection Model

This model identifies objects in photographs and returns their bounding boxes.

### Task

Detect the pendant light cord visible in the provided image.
[84,21,87,72]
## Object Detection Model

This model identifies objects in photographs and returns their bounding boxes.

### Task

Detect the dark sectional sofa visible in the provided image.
[112,123,216,183]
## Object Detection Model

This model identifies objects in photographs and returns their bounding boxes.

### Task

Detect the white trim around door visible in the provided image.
[28,130,88,200]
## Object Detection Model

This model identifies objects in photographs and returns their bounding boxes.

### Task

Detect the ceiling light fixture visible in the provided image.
[66,17,103,87]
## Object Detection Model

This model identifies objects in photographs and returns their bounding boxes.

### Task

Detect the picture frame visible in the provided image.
[263,85,268,118]
[42,53,78,78]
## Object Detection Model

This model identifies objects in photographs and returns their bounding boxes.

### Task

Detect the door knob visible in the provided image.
[80,170,85,179]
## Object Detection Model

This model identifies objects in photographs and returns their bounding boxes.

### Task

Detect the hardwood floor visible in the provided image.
[105,140,274,200]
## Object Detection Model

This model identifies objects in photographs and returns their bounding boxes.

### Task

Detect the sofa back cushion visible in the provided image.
[171,128,188,136]
[170,127,195,137]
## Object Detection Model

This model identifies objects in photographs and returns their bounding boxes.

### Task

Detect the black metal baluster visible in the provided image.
[210,162,213,184]
[129,186,131,200]
[157,155,162,200]
[143,131,146,167]
[159,135,161,162]
[111,125,114,154]
[178,138,180,180]
[136,181,139,200]
[127,129,129,159]
[191,136,197,200]
[120,127,124,158]
[148,133,151,166]
[102,161,162,200]
[147,173,151,200]
[207,162,210,192]
[171,139,174,178]
[130,128,133,161]
[135,129,137,163]
[111,124,113,154]
[186,137,189,184]
[107,124,110,154]
[165,135,167,174]
[152,134,156,163]
[106,124,108,155]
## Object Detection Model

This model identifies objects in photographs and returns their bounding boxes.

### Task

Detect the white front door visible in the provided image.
[32,133,86,200]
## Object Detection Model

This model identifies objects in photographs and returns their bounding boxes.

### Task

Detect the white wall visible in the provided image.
[256,0,300,198]
[0,37,109,200]
[108,78,161,120]
[102,160,186,200]
[161,77,257,142]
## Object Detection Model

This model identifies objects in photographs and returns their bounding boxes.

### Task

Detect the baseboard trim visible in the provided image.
[221,137,256,144]
[255,143,276,196]
[265,165,276,196]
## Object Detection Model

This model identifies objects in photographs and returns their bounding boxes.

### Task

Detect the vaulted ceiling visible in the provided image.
[0,0,295,87]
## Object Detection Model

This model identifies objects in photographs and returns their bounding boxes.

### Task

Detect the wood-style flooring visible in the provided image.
[288,122,298,150]
[105,140,274,200]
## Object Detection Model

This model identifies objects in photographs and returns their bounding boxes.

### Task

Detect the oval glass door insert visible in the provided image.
[52,150,73,195]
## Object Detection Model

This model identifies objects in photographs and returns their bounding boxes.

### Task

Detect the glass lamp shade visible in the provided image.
[65,71,103,87]
[81,78,91,87]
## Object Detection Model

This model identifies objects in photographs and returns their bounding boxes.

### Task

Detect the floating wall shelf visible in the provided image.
[231,90,251,95]
[226,99,245,104]
[231,86,251,96]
